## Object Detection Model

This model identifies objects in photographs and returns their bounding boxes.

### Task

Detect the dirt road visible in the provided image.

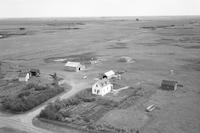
[0,73,90,133]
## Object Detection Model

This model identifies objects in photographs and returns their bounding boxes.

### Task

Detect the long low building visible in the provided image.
[64,61,85,72]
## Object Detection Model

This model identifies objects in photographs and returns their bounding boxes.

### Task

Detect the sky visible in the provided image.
[0,0,200,18]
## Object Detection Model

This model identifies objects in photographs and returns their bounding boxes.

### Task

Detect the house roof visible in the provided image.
[19,72,29,77]
[65,61,81,67]
[161,80,178,86]
[95,79,111,88]
[104,70,115,77]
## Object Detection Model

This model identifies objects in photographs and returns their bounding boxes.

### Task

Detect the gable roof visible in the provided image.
[95,79,111,88]
[65,61,81,67]
[19,72,29,77]
[104,70,115,77]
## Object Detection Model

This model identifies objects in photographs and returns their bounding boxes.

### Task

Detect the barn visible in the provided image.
[64,61,85,72]
[161,80,178,90]
[92,79,113,96]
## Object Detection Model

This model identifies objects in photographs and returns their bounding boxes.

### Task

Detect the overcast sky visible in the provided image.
[0,0,199,18]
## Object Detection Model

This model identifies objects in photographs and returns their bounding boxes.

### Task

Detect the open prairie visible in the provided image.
[0,16,200,133]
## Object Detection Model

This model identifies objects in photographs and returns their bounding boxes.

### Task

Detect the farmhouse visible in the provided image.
[92,79,113,96]
[161,80,178,90]
[64,61,85,72]
[18,72,30,82]
[103,70,115,79]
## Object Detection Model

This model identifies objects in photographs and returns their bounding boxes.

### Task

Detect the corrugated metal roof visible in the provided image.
[104,70,115,77]
[65,61,81,67]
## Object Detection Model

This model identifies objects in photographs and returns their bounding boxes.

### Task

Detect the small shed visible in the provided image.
[161,80,178,90]
[103,70,115,79]
[30,68,40,77]
[92,79,113,96]
[18,72,30,82]
[64,61,85,72]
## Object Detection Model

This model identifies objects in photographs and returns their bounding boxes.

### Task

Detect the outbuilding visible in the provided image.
[103,70,115,79]
[92,79,113,96]
[18,72,30,82]
[64,61,85,72]
[30,68,40,77]
[161,80,178,90]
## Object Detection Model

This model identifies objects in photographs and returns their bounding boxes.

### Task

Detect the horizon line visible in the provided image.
[0,15,200,20]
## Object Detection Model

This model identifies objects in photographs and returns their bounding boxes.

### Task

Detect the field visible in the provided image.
[0,16,200,133]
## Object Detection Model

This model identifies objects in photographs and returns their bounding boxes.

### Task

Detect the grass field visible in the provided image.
[0,16,200,133]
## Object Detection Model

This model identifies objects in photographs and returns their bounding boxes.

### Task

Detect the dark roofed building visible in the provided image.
[161,80,178,90]
[30,68,40,77]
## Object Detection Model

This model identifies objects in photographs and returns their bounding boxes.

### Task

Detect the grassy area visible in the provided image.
[0,127,28,133]
[44,52,97,65]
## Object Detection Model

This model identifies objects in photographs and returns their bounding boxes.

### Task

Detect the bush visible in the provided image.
[18,91,31,98]
[39,100,67,121]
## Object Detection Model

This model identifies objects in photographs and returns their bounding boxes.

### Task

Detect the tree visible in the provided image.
[49,73,58,85]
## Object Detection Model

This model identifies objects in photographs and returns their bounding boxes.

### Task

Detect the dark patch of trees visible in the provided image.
[1,83,64,113]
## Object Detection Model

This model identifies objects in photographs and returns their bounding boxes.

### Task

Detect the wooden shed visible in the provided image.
[161,80,178,90]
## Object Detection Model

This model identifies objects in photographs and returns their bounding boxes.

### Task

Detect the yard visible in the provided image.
[38,86,147,133]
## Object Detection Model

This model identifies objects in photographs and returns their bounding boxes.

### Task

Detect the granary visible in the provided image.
[161,80,178,91]
[64,61,85,72]
[92,79,113,96]
[30,68,40,77]
[18,72,30,82]
[103,70,115,79]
